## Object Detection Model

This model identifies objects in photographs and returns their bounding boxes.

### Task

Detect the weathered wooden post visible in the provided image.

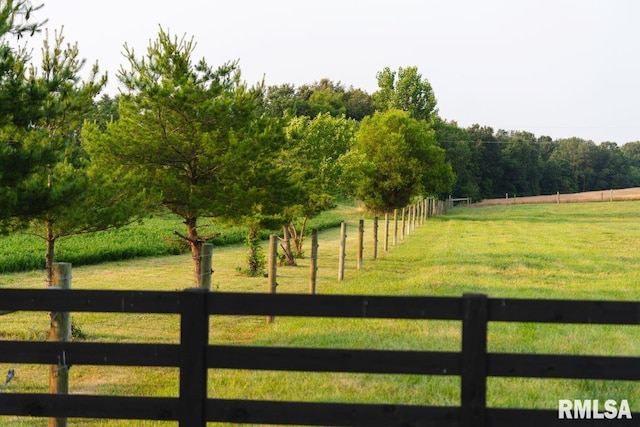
[393,209,398,246]
[384,212,389,252]
[407,205,412,236]
[267,234,278,323]
[49,262,71,427]
[338,222,346,281]
[309,229,319,294]
[373,216,379,260]
[199,243,213,290]
[357,219,364,270]
[401,207,406,240]
[423,199,428,222]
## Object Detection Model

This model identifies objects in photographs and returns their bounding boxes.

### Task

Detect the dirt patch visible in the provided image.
[472,187,640,206]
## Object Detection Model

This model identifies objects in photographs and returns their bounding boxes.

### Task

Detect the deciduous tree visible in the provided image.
[344,109,454,212]
[373,66,437,121]
[283,112,356,256]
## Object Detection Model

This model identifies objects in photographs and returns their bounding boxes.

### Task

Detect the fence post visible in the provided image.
[373,216,379,260]
[179,288,208,427]
[401,208,406,240]
[357,219,364,270]
[338,222,346,281]
[384,212,389,252]
[267,234,278,323]
[393,209,398,246]
[461,293,488,427]
[309,229,318,294]
[199,243,213,290]
[48,262,72,427]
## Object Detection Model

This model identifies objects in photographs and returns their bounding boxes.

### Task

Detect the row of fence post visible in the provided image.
[267,197,451,301]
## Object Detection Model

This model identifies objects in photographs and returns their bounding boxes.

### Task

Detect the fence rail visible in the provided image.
[0,289,639,426]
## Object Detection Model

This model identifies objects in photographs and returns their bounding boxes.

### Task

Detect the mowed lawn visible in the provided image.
[1,201,640,426]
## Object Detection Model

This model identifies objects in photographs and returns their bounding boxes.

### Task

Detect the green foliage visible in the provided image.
[344,110,454,212]
[373,66,437,121]
[285,112,357,211]
[0,25,152,285]
[237,228,266,277]
[433,118,482,200]
[262,79,373,121]
[457,124,640,200]
[0,0,47,224]
[83,27,302,286]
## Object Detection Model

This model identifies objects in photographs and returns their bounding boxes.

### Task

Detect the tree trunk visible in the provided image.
[185,217,204,288]
[288,216,309,258]
[281,225,296,266]
[45,219,56,287]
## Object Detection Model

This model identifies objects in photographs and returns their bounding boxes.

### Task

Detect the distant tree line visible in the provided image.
[261,75,640,201]
[434,123,640,200]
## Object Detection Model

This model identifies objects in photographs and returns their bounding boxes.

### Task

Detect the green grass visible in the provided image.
[0,209,344,274]
[2,201,640,426]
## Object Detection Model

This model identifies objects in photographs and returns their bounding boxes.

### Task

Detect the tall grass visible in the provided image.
[0,210,344,274]
[1,201,640,426]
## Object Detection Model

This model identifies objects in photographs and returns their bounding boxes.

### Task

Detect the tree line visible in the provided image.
[2,1,639,287]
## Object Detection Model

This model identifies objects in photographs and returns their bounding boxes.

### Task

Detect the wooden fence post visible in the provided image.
[199,243,213,291]
[461,293,488,427]
[393,209,398,246]
[401,208,406,240]
[267,234,278,323]
[338,222,346,281]
[309,229,318,294]
[384,212,389,253]
[373,216,379,260]
[179,288,208,427]
[49,262,72,427]
[423,199,428,222]
[357,219,364,270]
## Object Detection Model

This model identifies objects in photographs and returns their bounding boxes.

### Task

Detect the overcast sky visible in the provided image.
[29,0,640,143]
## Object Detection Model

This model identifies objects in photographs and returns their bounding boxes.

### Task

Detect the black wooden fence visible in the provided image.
[0,289,639,426]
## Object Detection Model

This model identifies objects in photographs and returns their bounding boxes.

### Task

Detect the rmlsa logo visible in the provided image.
[558,399,632,420]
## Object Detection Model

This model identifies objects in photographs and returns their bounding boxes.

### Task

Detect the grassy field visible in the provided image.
[1,201,640,426]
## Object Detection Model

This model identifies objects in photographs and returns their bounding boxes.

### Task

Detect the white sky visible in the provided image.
[28,0,640,143]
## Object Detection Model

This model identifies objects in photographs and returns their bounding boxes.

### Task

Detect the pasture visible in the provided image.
[1,201,640,426]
